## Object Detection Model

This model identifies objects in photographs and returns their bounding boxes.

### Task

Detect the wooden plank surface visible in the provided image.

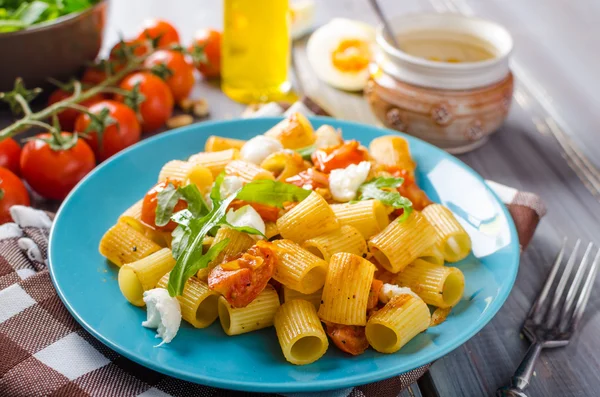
[2,1,599,396]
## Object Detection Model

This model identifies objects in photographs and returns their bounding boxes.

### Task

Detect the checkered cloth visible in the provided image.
[0,184,545,397]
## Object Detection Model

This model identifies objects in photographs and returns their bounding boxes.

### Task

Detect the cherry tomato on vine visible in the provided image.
[0,167,30,224]
[20,133,96,200]
[189,29,221,79]
[144,50,195,102]
[48,89,104,131]
[75,100,141,161]
[110,39,149,60]
[82,67,108,86]
[0,138,22,175]
[141,179,187,232]
[117,72,174,132]
[137,19,180,49]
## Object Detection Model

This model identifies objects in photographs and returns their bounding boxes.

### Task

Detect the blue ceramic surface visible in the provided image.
[49,117,519,392]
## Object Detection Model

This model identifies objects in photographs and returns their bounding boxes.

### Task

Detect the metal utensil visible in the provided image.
[497,239,600,397]
[367,0,400,48]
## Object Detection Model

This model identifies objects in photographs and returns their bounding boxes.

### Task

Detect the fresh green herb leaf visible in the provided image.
[177,184,209,218]
[170,224,189,260]
[236,180,311,208]
[0,187,4,200]
[296,145,316,161]
[210,171,226,205]
[155,183,180,227]
[182,238,229,281]
[222,221,266,238]
[16,1,48,25]
[358,177,413,222]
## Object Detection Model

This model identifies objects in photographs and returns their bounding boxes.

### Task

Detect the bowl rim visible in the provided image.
[0,0,108,37]
[376,12,514,70]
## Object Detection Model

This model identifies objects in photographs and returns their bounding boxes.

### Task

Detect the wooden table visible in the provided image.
[4,0,600,396]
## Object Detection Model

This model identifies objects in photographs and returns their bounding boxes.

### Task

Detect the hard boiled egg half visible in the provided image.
[307,18,375,91]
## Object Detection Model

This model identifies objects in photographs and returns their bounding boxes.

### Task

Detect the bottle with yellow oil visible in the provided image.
[222,0,293,103]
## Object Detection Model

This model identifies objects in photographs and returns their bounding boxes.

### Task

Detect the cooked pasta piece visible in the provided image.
[225,160,275,183]
[264,112,315,149]
[260,150,309,181]
[186,164,214,193]
[365,293,430,353]
[118,248,176,306]
[368,211,436,273]
[422,204,471,263]
[157,274,219,328]
[274,299,329,365]
[276,191,339,242]
[218,285,280,336]
[302,225,367,261]
[318,252,376,326]
[197,227,255,280]
[417,244,445,266]
[265,222,280,240]
[158,160,192,182]
[99,221,162,267]
[394,259,465,308]
[271,239,328,294]
[330,200,389,239]
[120,199,143,221]
[368,135,416,173]
[118,200,166,247]
[205,135,246,152]
[282,286,322,310]
[189,148,240,177]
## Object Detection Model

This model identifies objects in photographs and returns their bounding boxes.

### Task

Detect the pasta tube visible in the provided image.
[282,286,323,310]
[368,211,436,273]
[264,112,315,149]
[395,259,465,308]
[274,299,329,365]
[318,253,375,326]
[225,160,275,183]
[189,148,240,177]
[302,225,367,261]
[218,285,280,336]
[265,222,280,240]
[366,293,430,353]
[276,191,339,242]
[422,204,471,263]
[330,200,389,239]
[118,248,176,306]
[186,165,214,193]
[417,244,445,266]
[271,240,328,294]
[158,160,192,182]
[197,227,255,280]
[158,274,219,328]
[260,150,308,181]
[368,135,416,173]
[205,135,246,152]
[99,221,162,267]
[118,200,166,247]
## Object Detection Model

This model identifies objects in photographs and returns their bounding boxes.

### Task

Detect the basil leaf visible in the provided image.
[361,176,404,190]
[177,184,209,217]
[236,180,311,208]
[15,1,48,25]
[155,183,180,227]
[222,222,266,238]
[358,177,413,222]
[182,238,230,281]
[296,145,316,161]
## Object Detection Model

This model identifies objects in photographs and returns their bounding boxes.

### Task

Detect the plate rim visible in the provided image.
[48,116,520,392]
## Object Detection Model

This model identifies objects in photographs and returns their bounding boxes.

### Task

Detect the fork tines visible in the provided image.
[529,238,600,333]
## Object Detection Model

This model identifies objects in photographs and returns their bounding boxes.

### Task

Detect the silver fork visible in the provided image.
[497,239,600,397]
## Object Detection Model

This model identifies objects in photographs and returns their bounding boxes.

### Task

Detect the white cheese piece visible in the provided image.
[379,284,420,304]
[142,288,182,346]
[314,125,343,148]
[226,205,266,237]
[240,136,283,165]
[329,161,371,202]
[220,175,244,199]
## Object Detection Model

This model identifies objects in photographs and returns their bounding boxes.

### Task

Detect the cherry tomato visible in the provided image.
[82,67,108,86]
[137,19,180,49]
[0,138,21,175]
[48,89,104,131]
[75,100,141,162]
[386,166,432,211]
[141,179,187,232]
[189,29,221,79]
[208,241,276,308]
[312,140,369,173]
[20,133,96,200]
[285,168,329,190]
[110,39,149,59]
[117,72,174,132]
[144,50,195,101]
[326,323,369,356]
[0,167,30,224]
[229,200,280,223]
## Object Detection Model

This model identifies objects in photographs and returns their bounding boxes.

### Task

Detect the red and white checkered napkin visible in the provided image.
[0,187,544,397]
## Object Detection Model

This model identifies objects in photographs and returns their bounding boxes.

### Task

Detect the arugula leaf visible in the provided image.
[296,145,316,161]
[155,183,180,227]
[182,238,229,281]
[236,179,311,208]
[170,224,189,260]
[358,177,413,222]
[222,221,266,238]
[210,171,226,205]
[177,184,208,217]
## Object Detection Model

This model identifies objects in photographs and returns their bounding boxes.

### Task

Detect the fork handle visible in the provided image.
[496,342,543,397]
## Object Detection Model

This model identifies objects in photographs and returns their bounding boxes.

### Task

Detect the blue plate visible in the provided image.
[49,117,519,393]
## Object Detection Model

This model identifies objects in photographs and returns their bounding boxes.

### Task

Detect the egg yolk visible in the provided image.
[331,39,371,73]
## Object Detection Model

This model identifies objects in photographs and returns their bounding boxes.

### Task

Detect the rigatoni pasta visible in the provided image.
[158,160,193,182]
[197,227,255,280]
[158,274,219,328]
[277,191,339,242]
[189,148,240,177]
[218,285,280,336]
[282,286,322,310]
[302,225,367,261]
[225,160,274,182]
[99,221,162,267]
[205,135,246,152]
[417,244,445,266]
[264,112,315,149]
[422,204,471,263]
[330,200,389,239]
[272,239,328,294]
